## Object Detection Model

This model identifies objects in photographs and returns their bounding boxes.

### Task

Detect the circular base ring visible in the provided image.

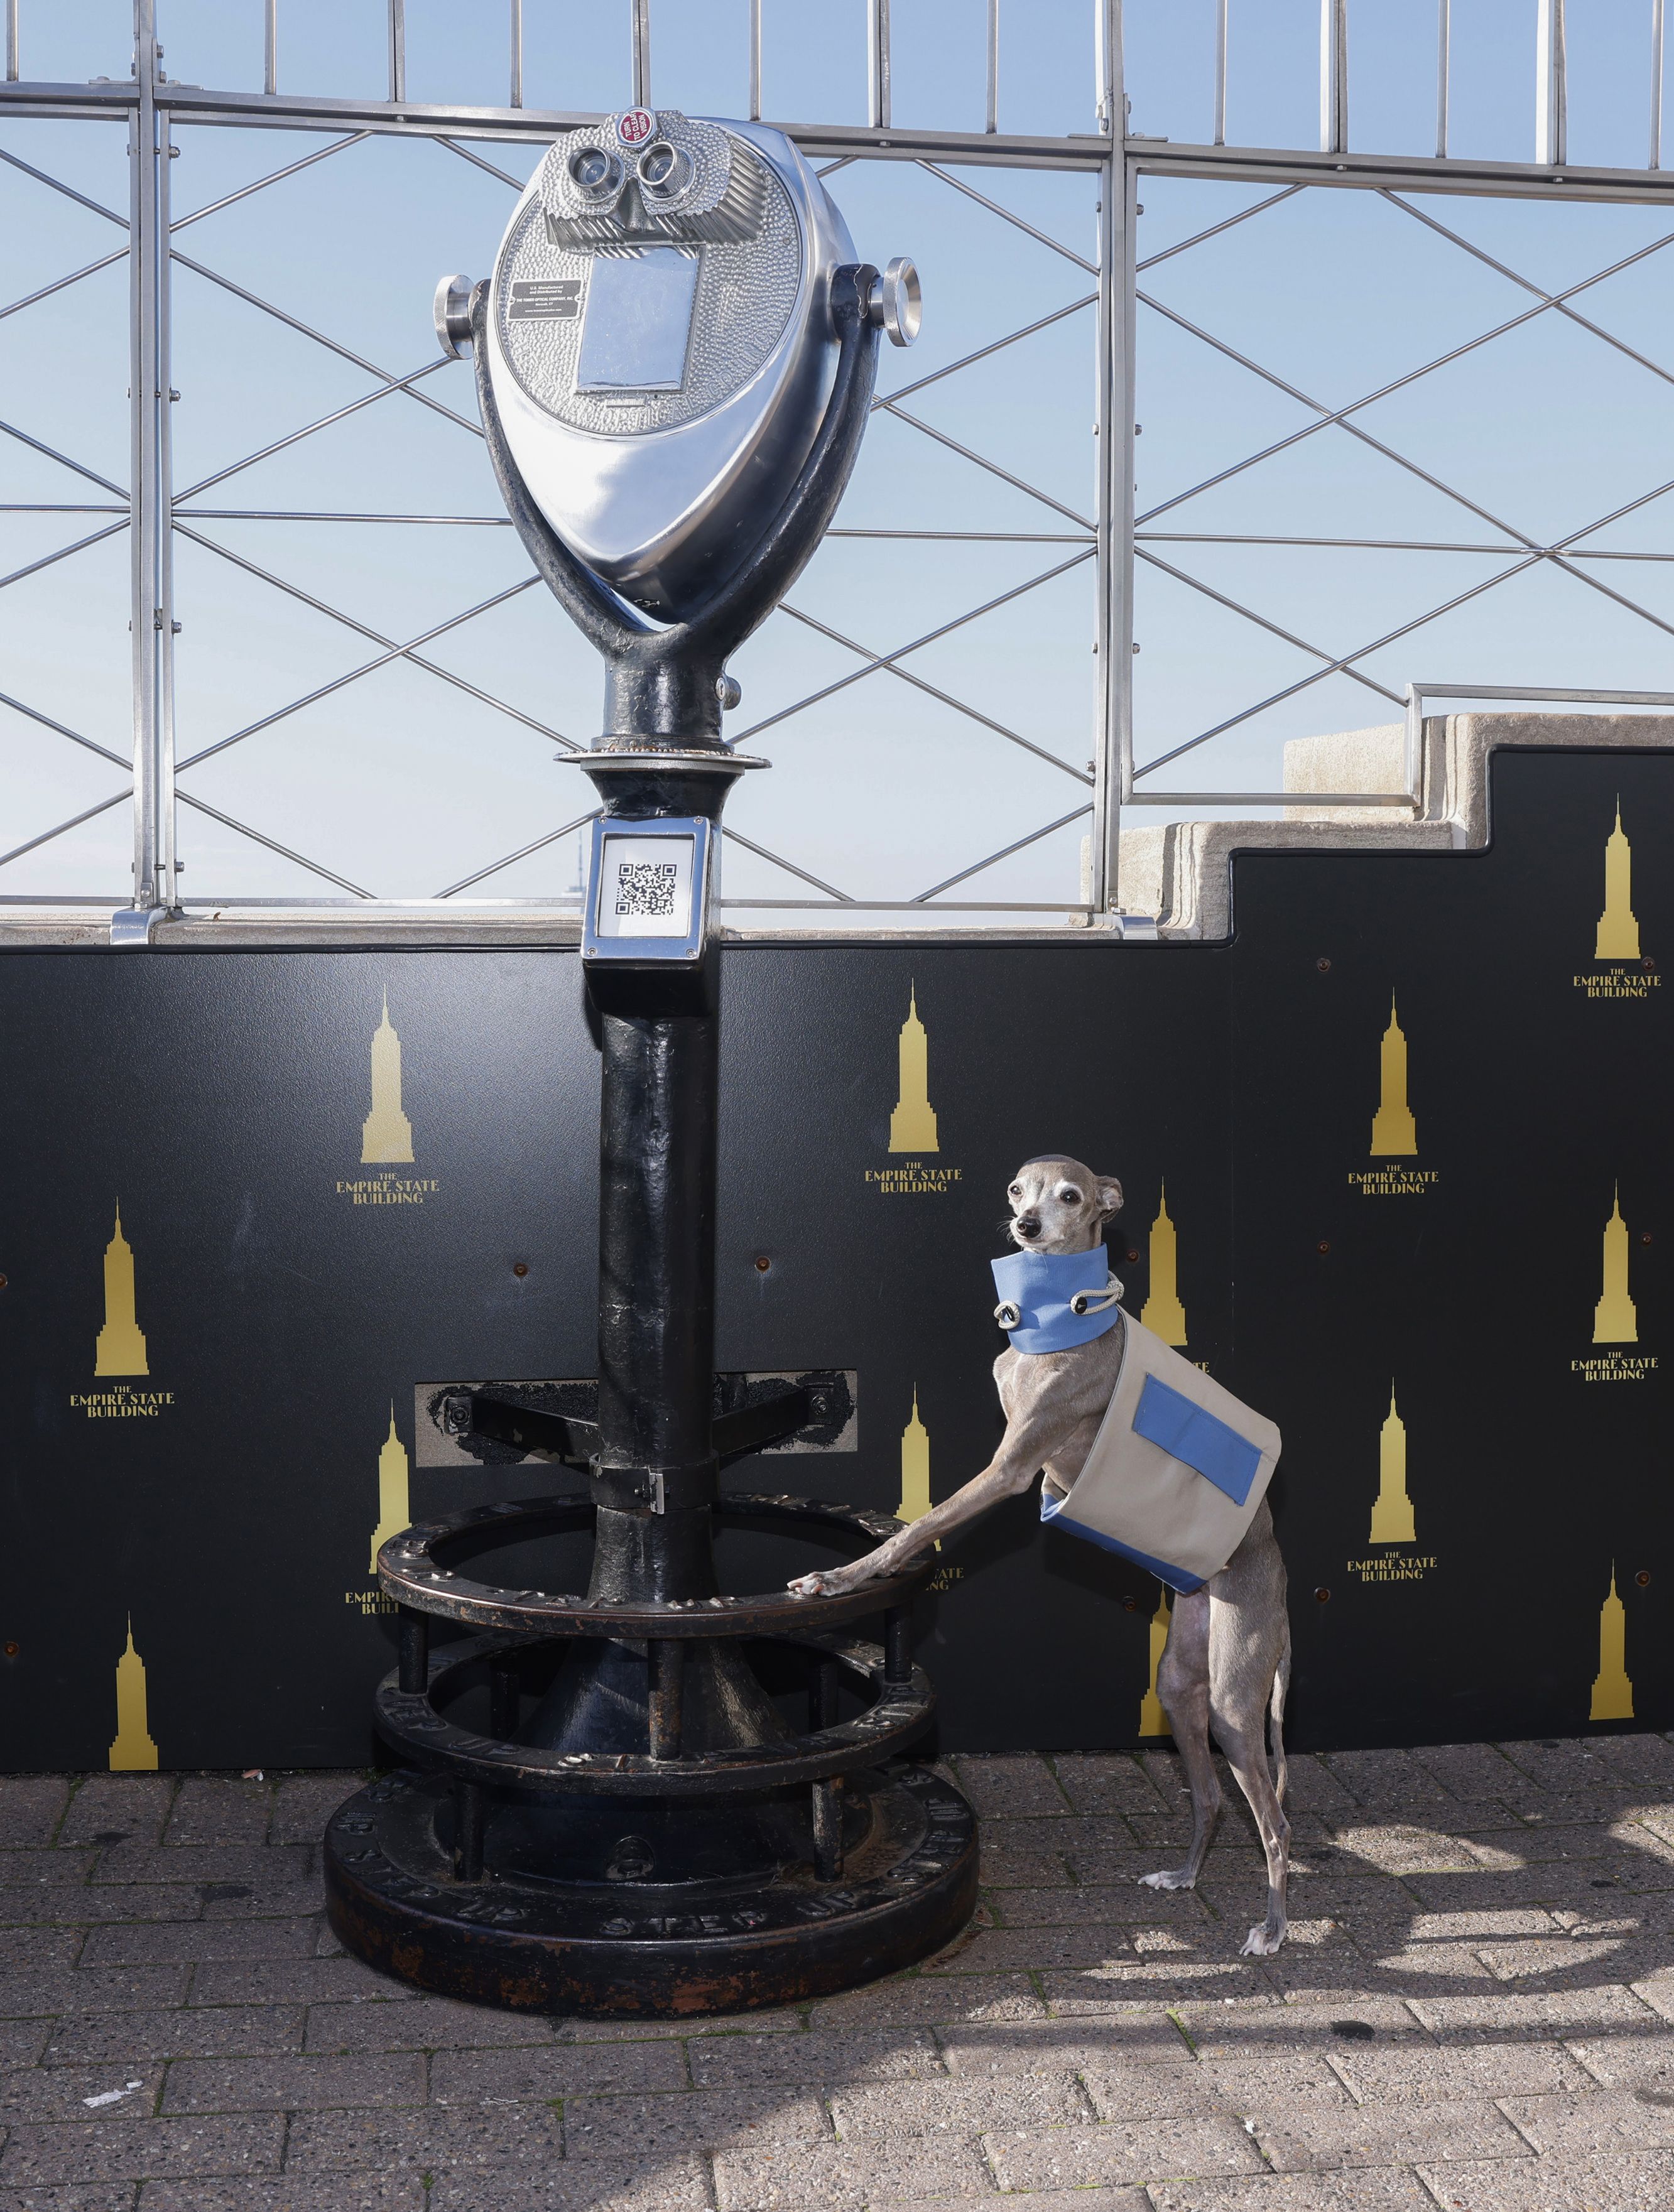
[323,1762,977,2018]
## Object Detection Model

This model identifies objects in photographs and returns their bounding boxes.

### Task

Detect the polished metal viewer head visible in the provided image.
[436,110,918,624]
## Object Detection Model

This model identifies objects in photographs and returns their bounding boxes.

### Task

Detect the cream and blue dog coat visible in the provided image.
[991,1245,1281,1595]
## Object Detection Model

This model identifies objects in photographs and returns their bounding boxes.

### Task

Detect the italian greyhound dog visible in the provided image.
[789,1155,1293,1957]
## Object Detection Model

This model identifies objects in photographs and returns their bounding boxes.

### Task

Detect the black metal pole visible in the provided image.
[591,953,722,1598]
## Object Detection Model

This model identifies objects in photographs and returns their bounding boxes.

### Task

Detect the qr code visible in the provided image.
[614,860,678,919]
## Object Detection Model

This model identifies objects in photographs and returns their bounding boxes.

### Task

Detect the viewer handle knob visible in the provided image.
[434,273,475,360]
[867,258,922,347]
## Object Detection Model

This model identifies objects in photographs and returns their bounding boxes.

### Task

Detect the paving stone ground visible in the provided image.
[3,1743,1674,2208]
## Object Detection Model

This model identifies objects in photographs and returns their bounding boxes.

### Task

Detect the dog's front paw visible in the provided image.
[1239,1924,1286,1956]
[787,1570,845,1598]
[1138,1868,1197,1891]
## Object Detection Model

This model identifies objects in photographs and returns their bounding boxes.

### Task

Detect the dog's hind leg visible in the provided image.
[1217,1710,1290,1957]
[1200,1506,1291,1953]
[1138,1588,1222,1892]
[1209,1602,1291,1955]
[1269,1621,1291,1809]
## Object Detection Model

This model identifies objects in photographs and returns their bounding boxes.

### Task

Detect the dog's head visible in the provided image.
[1005,1156,1122,1254]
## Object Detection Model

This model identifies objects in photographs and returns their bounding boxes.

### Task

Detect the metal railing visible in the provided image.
[6,6,1674,928]
[1,2,1121,926]
[1403,681,1674,796]
[1186,0,1668,171]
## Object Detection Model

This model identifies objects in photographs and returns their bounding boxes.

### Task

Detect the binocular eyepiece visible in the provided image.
[568,138,695,207]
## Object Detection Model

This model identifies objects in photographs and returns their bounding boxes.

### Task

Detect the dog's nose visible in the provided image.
[1016,1218,1041,1239]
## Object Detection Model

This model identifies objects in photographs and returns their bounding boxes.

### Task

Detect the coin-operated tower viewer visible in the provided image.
[322,111,974,2020]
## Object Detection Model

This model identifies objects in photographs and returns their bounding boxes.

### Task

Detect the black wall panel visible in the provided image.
[1,748,1665,1767]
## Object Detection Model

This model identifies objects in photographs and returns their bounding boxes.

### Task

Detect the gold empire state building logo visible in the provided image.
[109,1616,159,1771]
[362,992,415,1165]
[94,1205,148,1377]
[1138,1588,1171,1737]
[1594,1186,1638,1345]
[1139,1185,1187,1347]
[367,1405,411,1575]
[1369,1384,1416,1544]
[1590,1565,1634,1721]
[1595,801,1641,960]
[888,985,938,1153]
[1370,996,1417,1157]
[897,1389,932,1527]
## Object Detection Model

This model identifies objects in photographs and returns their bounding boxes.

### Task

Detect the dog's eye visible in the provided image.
[1059,1186,1081,1203]
[1008,1184,1021,1198]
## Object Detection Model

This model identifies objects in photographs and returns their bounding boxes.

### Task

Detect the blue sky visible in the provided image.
[4,3,1674,914]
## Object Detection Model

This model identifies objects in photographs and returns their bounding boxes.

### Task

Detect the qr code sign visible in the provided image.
[614,860,678,919]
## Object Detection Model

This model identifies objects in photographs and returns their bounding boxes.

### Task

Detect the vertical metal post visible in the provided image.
[452,1779,485,1879]
[1537,0,1566,166]
[1436,0,1450,158]
[1094,0,1119,132]
[748,0,762,119]
[1653,0,1665,168]
[986,0,999,133]
[387,0,405,104]
[263,0,276,94]
[489,1660,519,1737]
[509,0,523,107]
[156,113,177,913]
[1213,0,1227,145]
[128,0,175,917]
[812,1781,842,1878]
[811,1655,839,1730]
[869,0,890,129]
[1094,0,1133,914]
[1320,0,1347,154]
[398,1608,429,1694]
[631,0,650,106]
[647,1640,685,1761]
[6,0,18,82]
[884,1608,911,1688]
[810,1655,841,1880]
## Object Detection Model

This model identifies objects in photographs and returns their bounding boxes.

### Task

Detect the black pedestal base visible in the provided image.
[323,1761,977,2017]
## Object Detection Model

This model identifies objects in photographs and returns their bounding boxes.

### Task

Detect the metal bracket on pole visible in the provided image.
[109,906,171,947]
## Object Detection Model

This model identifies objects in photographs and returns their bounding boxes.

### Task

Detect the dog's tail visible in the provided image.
[1269,1622,1291,1806]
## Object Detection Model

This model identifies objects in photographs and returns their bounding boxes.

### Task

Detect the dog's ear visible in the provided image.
[1095,1176,1123,1218]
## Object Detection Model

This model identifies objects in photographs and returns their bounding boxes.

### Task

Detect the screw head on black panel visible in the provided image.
[1317,1240,1330,1255]
[1314,1586,1330,1603]
[754,1255,772,1273]
[1638,1570,1652,1586]
[512,1262,529,1278]
[1315,957,1331,972]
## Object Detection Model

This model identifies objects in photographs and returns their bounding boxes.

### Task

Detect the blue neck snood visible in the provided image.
[991,1244,1122,1354]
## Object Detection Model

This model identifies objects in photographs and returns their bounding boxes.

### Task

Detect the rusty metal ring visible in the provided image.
[377,1491,931,1639]
[372,1627,934,1794]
